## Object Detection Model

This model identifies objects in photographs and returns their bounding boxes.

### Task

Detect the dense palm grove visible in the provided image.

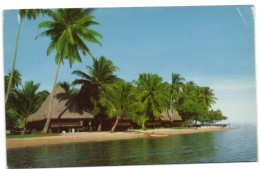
[5,8,227,134]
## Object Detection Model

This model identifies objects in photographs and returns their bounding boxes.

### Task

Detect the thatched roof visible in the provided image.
[27,86,93,123]
[160,107,182,121]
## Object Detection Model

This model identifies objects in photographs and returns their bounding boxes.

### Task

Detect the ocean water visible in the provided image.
[7,124,257,168]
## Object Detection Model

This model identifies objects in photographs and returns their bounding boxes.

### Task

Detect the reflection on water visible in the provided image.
[7,126,257,168]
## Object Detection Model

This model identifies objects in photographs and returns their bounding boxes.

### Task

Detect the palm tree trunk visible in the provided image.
[97,121,102,131]
[111,114,120,133]
[5,19,22,104]
[21,117,27,135]
[94,100,104,132]
[142,121,145,130]
[42,56,62,133]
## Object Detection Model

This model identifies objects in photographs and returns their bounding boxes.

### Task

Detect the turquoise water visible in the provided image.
[7,124,257,168]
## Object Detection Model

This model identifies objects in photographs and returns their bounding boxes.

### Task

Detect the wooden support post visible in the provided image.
[89,121,92,132]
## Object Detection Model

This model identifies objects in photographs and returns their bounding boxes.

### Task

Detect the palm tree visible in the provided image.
[134,73,169,129]
[100,80,140,132]
[5,9,42,104]
[170,73,185,99]
[177,81,197,105]
[36,8,102,133]
[198,87,217,108]
[9,81,48,135]
[5,69,22,94]
[72,56,119,131]
[167,73,185,125]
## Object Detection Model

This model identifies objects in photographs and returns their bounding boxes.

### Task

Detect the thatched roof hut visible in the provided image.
[160,107,182,121]
[27,86,93,123]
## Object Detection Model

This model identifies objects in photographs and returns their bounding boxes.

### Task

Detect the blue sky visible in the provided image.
[3,5,256,124]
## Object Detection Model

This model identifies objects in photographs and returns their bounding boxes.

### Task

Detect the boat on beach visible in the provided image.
[149,133,169,137]
[143,132,169,137]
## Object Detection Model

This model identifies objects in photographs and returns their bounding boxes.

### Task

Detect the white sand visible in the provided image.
[6,127,231,149]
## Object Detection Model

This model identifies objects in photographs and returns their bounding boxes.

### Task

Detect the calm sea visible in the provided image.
[7,124,257,168]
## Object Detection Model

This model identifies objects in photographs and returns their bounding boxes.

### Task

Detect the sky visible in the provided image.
[3,5,256,124]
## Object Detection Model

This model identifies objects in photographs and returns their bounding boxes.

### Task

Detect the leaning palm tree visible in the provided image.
[5,9,42,104]
[72,56,119,131]
[100,80,140,132]
[36,8,102,133]
[134,73,169,129]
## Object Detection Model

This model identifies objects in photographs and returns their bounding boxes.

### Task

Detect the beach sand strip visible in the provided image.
[6,127,231,149]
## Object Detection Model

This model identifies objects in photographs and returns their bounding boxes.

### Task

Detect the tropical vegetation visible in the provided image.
[5,9,43,104]
[5,70,49,134]
[133,73,169,129]
[35,8,102,133]
[100,79,141,132]
[5,8,228,135]
[72,56,119,131]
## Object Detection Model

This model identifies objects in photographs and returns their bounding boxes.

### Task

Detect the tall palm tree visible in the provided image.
[134,73,169,129]
[5,9,42,104]
[36,8,102,133]
[9,81,48,135]
[72,56,119,131]
[170,73,185,102]
[167,73,185,124]
[100,80,140,132]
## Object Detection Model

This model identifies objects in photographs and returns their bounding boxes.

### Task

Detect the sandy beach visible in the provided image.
[6,127,231,149]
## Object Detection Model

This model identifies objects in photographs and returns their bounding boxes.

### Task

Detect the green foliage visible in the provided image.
[174,80,223,125]
[100,80,143,119]
[72,56,119,119]
[4,69,22,94]
[5,108,21,130]
[197,87,217,108]
[177,100,205,121]
[6,6,228,131]
[10,81,42,117]
[133,73,169,128]
[207,109,228,124]
[36,8,103,133]
[5,81,49,131]
[170,73,185,101]
[19,9,43,21]
[36,8,102,66]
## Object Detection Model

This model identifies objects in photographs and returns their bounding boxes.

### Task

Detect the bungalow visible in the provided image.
[26,86,94,133]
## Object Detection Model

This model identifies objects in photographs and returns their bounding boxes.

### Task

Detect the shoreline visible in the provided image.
[6,127,232,149]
